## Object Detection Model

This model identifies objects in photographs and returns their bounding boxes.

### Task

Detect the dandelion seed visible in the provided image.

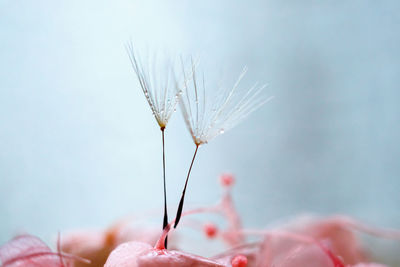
[174,60,272,228]
[125,42,183,247]
[125,42,182,129]
[180,61,272,146]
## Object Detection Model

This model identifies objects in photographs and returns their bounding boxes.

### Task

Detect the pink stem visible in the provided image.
[154,205,221,250]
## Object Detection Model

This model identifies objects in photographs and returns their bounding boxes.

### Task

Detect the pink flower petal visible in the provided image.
[105,241,224,267]
[0,235,63,267]
[0,234,90,267]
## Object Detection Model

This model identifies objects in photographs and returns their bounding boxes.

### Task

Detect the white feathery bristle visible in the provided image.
[179,61,272,145]
[125,42,182,129]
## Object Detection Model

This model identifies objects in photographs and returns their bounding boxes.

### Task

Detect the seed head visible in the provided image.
[126,42,182,129]
[180,61,272,146]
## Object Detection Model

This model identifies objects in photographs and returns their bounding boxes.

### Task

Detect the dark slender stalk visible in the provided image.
[174,144,199,228]
[161,127,168,248]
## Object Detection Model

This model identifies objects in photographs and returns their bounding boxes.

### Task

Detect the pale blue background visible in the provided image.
[1,0,399,251]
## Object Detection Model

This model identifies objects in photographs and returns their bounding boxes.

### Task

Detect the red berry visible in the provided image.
[203,223,218,238]
[220,173,235,187]
[231,254,248,267]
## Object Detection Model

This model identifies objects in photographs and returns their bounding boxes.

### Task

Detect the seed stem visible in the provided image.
[174,144,199,228]
[161,127,168,248]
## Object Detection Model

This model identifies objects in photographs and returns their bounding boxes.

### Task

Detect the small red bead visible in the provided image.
[231,254,248,267]
[220,173,235,187]
[203,223,218,238]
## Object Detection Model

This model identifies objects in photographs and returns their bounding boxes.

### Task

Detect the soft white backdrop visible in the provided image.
[1,0,399,248]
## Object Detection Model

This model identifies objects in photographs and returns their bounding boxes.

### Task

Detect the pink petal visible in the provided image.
[105,241,224,267]
[288,216,366,264]
[351,264,388,267]
[0,235,62,267]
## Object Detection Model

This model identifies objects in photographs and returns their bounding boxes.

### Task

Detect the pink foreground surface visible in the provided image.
[1,175,398,266]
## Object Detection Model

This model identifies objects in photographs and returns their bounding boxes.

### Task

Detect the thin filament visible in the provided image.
[174,145,199,228]
[161,128,168,248]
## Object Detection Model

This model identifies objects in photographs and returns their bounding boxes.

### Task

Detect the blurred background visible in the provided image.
[0,0,399,252]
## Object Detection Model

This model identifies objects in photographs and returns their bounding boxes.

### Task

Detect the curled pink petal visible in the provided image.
[0,234,63,267]
[0,234,89,267]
